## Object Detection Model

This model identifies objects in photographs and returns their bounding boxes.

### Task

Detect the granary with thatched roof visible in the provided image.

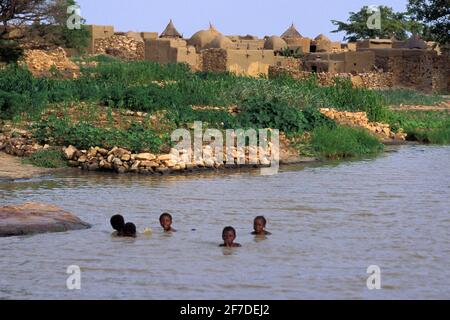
[280,23,311,53]
[160,19,183,39]
[281,23,303,39]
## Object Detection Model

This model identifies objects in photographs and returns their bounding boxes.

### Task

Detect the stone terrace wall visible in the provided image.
[268,66,393,89]
[373,49,449,93]
[201,49,228,72]
[432,54,450,93]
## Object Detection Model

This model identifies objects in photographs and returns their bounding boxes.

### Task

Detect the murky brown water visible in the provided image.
[0,145,449,299]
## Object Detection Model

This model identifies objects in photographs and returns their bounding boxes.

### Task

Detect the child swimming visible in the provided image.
[220,226,242,248]
[251,216,272,236]
[110,215,136,238]
[159,212,176,232]
[122,222,137,238]
[110,214,125,236]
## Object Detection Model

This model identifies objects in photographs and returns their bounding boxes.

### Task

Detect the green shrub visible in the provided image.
[385,110,450,144]
[23,148,67,168]
[237,95,308,133]
[0,40,23,63]
[32,115,164,153]
[311,125,384,159]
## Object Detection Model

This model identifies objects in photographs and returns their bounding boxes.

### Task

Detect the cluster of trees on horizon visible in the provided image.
[0,0,448,63]
[332,0,448,45]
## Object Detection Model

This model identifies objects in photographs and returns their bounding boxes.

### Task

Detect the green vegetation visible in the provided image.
[387,110,450,144]
[23,148,67,168]
[331,1,449,44]
[311,125,384,159]
[331,5,422,41]
[378,89,446,106]
[32,115,165,153]
[0,61,390,122]
[0,58,448,157]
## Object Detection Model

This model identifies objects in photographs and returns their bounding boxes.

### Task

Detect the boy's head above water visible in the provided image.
[159,212,175,232]
[110,214,125,232]
[253,216,271,235]
[221,226,241,247]
[254,216,266,232]
[123,222,137,238]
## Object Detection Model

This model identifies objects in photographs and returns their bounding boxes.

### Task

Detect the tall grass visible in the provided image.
[2,59,448,148]
[377,89,446,106]
[311,125,384,159]
[385,110,450,144]
[0,61,390,126]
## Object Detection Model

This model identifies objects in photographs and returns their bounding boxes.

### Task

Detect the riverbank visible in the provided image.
[0,152,51,180]
[1,58,449,175]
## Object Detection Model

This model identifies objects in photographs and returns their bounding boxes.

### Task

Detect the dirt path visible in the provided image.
[390,100,450,111]
[0,152,50,180]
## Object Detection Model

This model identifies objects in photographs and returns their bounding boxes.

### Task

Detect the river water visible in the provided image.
[0,145,449,300]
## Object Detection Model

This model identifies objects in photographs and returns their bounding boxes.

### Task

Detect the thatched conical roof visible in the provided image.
[281,23,302,39]
[160,20,182,38]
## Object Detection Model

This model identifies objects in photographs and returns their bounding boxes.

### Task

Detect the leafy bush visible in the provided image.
[23,148,67,168]
[237,95,309,133]
[0,40,23,63]
[32,115,164,152]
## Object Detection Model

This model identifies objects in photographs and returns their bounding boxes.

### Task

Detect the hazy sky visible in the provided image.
[76,0,409,41]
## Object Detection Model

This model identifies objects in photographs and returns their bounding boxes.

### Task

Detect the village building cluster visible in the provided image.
[59,21,450,93]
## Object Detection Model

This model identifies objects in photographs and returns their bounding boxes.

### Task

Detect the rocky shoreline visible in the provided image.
[0,106,413,178]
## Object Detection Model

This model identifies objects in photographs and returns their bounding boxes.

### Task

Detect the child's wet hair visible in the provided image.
[110,214,125,231]
[254,216,267,226]
[222,226,236,236]
[123,222,137,237]
[159,212,173,221]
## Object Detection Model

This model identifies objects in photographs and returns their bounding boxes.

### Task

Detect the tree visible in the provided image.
[408,0,449,44]
[331,5,422,41]
[0,0,89,54]
[0,0,49,38]
[35,0,90,50]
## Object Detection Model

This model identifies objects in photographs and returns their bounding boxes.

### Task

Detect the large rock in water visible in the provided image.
[0,202,91,237]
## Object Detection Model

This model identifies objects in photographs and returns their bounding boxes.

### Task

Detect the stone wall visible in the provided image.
[371,49,449,93]
[95,35,144,60]
[432,54,450,93]
[319,108,407,141]
[268,66,393,89]
[201,49,228,72]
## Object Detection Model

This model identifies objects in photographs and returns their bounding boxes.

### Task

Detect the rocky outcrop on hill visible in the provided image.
[20,47,80,78]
